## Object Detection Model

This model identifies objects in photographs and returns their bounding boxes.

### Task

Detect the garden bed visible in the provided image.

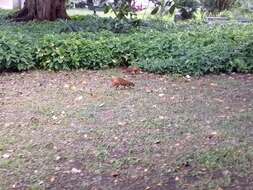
[0,10,253,75]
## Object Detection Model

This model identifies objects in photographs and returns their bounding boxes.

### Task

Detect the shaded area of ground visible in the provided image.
[0,70,253,190]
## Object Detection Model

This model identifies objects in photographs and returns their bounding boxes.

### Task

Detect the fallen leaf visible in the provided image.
[2,154,10,159]
[71,168,82,174]
[118,121,127,126]
[55,156,61,161]
[71,86,77,91]
[210,83,218,86]
[222,170,230,176]
[159,116,164,120]
[210,131,218,136]
[185,75,191,79]
[50,176,56,183]
[52,115,58,120]
[64,84,70,88]
[4,122,14,127]
[214,98,224,103]
[145,88,153,93]
[99,103,105,107]
[75,96,83,101]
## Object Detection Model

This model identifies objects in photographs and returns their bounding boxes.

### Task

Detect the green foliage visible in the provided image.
[136,26,253,75]
[58,15,141,33]
[0,32,35,71]
[35,34,115,71]
[103,1,142,33]
[0,10,252,75]
[104,0,137,20]
[151,0,201,19]
[59,19,84,33]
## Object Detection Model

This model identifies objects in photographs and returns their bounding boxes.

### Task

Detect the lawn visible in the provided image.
[67,8,154,19]
[0,70,253,189]
[67,8,110,17]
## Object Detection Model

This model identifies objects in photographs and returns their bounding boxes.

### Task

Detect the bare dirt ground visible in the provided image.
[0,70,253,190]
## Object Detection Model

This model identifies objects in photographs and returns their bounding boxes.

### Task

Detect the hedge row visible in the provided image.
[0,24,253,75]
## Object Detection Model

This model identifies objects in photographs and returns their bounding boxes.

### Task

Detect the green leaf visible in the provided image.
[169,4,176,14]
[104,5,111,14]
[151,7,159,15]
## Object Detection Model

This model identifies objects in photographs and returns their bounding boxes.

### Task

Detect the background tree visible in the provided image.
[201,0,237,12]
[12,0,69,21]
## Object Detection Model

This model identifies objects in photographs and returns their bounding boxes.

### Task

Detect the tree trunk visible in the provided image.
[11,0,69,22]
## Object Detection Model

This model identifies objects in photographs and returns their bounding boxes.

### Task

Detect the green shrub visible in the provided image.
[0,33,35,71]
[230,41,253,73]
[35,34,115,71]
[0,8,252,75]
[135,25,253,75]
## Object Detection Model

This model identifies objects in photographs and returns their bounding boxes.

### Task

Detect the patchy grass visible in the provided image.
[67,9,111,17]
[196,145,253,171]
[66,8,159,19]
[0,70,253,189]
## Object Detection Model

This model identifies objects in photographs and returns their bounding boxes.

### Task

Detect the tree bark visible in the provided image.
[11,0,69,22]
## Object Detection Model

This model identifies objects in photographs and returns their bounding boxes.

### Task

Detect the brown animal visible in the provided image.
[111,77,135,89]
[123,67,141,75]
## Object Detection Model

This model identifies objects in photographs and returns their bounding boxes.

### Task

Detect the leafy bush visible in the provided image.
[0,33,35,71]
[35,33,115,71]
[230,41,253,73]
[136,25,253,75]
[0,10,252,75]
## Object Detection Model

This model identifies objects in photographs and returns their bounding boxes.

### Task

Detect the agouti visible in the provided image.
[111,77,135,88]
[123,67,141,75]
